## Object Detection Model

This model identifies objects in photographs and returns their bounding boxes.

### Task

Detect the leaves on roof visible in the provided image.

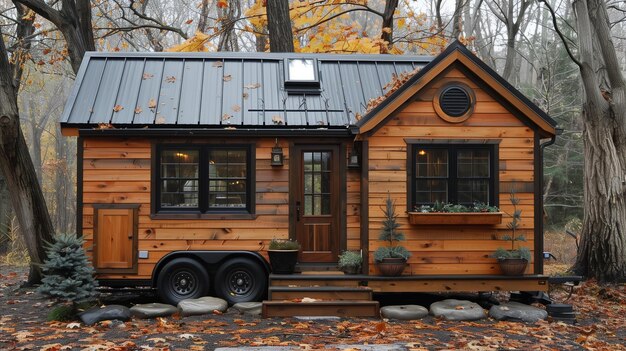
[155,116,166,124]
[148,99,157,110]
[223,74,232,82]
[212,61,223,68]
[222,113,232,121]
[113,105,123,112]
[272,115,284,125]
[165,76,177,83]
[231,104,241,112]
[363,67,421,114]
[142,73,154,80]
[134,106,143,114]
[244,83,261,89]
[96,123,114,129]
[242,92,249,100]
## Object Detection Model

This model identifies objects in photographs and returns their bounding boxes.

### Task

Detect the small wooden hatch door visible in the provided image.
[93,204,139,273]
[292,145,341,263]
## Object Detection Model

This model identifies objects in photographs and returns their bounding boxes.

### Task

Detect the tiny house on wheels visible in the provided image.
[60,42,557,315]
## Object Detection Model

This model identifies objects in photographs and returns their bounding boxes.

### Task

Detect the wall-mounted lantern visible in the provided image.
[348,142,360,169]
[271,139,284,167]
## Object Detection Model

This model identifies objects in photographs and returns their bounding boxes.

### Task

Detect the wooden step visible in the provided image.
[269,286,373,301]
[269,273,365,288]
[262,300,380,318]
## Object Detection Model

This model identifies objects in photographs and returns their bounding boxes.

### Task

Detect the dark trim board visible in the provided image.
[534,132,543,275]
[75,128,354,138]
[76,136,84,238]
[360,140,369,274]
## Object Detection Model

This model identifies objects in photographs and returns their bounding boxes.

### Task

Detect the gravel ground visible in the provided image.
[1,264,624,351]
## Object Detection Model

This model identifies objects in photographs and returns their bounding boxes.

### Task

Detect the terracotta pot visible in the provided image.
[268,249,299,274]
[376,258,407,276]
[498,258,528,276]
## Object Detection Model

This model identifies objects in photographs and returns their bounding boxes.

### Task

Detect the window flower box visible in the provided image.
[408,211,503,225]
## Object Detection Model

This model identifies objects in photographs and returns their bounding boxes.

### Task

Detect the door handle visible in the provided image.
[128,233,133,239]
[296,201,301,221]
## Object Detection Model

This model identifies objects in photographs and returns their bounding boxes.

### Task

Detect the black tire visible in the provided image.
[214,258,267,304]
[157,258,210,305]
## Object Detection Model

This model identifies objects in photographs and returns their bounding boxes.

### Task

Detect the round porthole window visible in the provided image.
[433,83,475,123]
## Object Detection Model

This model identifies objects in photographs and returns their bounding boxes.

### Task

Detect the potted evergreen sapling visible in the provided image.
[493,189,531,275]
[374,194,411,276]
[267,238,301,274]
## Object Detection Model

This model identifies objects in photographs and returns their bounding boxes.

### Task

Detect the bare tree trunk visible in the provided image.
[54,124,73,234]
[451,0,464,40]
[567,0,626,282]
[266,0,294,52]
[217,0,241,51]
[197,0,210,33]
[0,34,55,285]
[380,0,399,52]
[0,174,10,243]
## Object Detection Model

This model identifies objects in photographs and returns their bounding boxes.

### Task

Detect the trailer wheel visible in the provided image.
[214,258,267,304]
[157,258,209,305]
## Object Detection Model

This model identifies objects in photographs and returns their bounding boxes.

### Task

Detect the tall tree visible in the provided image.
[543,0,625,282]
[266,0,294,52]
[0,2,55,284]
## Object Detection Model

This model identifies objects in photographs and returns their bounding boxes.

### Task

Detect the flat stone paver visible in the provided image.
[231,302,262,316]
[79,305,131,325]
[489,302,548,322]
[380,305,428,320]
[177,296,228,317]
[430,299,486,321]
[130,303,178,318]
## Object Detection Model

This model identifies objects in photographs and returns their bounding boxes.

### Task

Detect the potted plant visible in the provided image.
[493,189,531,275]
[374,194,411,276]
[338,250,363,275]
[267,238,301,274]
[409,201,502,225]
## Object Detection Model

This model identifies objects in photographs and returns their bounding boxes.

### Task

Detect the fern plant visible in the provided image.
[374,194,411,262]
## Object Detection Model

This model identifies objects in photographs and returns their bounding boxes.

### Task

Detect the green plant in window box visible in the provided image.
[267,238,300,274]
[416,201,499,213]
[338,250,363,275]
[374,194,411,276]
[493,188,531,275]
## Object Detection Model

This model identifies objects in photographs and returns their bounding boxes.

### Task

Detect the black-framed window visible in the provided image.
[410,144,496,207]
[155,144,253,214]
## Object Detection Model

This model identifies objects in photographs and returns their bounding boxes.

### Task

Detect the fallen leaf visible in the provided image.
[113,105,123,112]
[165,75,176,83]
[66,322,81,329]
[143,73,154,80]
[231,104,241,112]
[185,19,193,24]
[222,113,232,121]
[155,116,166,124]
[178,333,195,339]
[272,115,284,125]
[223,74,232,82]
[244,83,261,89]
[134,106,143,114]
[242,92,249,100]
[212,61,223,68]
[148,98,157,109]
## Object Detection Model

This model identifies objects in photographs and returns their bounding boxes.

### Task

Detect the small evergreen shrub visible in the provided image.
[268,238,301,250]
[37,233,98,307]
[338,250,362,270]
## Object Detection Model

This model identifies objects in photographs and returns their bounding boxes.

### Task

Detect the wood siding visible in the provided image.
[81,137,360,280]
[366,68,537,276]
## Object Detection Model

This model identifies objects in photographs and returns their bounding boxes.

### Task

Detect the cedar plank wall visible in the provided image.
[82,137,360,280]
[366,67,535,275]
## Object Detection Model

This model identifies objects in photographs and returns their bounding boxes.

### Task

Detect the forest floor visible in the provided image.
[0,263,625,351]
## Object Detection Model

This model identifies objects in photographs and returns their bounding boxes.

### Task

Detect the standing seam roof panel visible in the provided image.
[110,59,145,124]
[89,58,126,124]
[199,59,224,125]
[67,58,106,124]
[133,59,165,124]
[156,59,184,124]
[242,60,264,125]
[177,60,204,124]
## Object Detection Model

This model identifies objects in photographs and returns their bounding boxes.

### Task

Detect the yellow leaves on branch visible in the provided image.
[166,31,215,52]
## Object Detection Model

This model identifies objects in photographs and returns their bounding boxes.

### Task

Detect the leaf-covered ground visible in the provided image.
[0,264,624,351]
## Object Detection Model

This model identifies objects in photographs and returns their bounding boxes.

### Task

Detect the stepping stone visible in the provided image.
[430,299,486,321]
[380,305,428,320]
[130,303,178,319]
[231,302,262,316]
[178,296,228,317]
[79,305,131,325]
[489,302,548,322]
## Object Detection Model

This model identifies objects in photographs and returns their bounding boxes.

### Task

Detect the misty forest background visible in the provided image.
[0,0,624,268]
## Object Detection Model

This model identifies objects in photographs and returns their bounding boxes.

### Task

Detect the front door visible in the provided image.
[93,204,139,274]
[292,145,340,263]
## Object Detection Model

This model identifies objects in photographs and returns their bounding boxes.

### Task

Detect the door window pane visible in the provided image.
[303,151,332,215]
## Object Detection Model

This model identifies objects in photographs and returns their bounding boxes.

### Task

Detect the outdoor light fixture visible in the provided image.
[271,139,284,167]
[348,143,360,169]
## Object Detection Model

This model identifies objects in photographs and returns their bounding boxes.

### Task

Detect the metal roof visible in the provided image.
[60,51,432,128]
